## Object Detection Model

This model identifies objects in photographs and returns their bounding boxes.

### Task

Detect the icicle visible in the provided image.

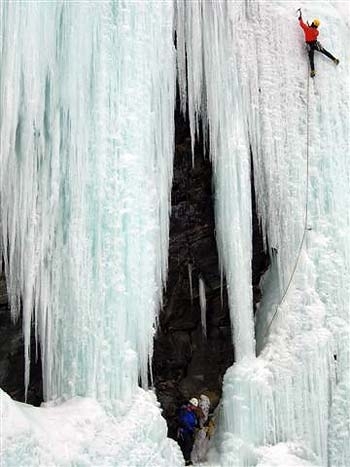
[198,276,207,339]
[176,0,255,361]
[0,1,176,403]
[188,262,193,305]
[177,2,350,466]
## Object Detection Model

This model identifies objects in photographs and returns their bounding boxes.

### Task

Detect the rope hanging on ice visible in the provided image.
[262,67,312,342]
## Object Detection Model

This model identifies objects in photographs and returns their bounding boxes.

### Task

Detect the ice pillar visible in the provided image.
[0,1,176,402]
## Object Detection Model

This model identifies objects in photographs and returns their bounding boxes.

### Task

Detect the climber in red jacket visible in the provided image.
[298,9,339,78]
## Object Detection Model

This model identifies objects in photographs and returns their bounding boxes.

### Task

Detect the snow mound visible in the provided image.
[0,389,183,467]
[256,442,319,466]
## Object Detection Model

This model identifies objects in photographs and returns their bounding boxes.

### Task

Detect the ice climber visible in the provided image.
[177,397,201,466]
[298,9,339,78]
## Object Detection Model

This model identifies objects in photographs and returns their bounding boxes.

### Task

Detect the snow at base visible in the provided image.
[0,388,183,467]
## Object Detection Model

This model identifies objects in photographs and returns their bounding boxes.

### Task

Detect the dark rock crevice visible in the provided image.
[152,106,234,440]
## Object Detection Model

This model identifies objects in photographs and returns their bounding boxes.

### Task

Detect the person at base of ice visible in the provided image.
[177,397,200,466]
[298,9,339,78]
[198,394,210,427]
[191,394,212,464]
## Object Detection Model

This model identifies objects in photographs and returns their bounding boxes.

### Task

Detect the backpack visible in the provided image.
[178,404,197,434]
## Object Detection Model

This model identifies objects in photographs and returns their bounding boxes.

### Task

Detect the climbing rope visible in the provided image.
[262,70,312,342]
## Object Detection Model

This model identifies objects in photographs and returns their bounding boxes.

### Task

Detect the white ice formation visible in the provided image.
[1,1,349,466]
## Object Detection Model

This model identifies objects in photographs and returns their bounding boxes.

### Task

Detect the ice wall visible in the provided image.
[177,0,350,465]
[199,276,207,338]
[0,1,175,403]
[1,1,349,465]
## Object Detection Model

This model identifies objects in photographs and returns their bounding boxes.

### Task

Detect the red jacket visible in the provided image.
[299,19,319,42]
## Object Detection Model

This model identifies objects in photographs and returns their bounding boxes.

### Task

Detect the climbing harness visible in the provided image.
[262,69,312,342]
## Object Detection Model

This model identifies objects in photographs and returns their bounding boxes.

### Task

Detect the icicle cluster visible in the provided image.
[176,0,255,361]
[177,1,350,465]
[1,1,349,465]
[0,1,176,402]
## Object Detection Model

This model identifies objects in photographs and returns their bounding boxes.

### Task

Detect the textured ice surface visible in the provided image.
[0,2,179,464]
[176,0,350,466]
[199,277,207,339]
[0,388,183,466]
[0,1,175,402]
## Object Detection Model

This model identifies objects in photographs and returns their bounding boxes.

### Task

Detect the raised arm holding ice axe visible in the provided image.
[297,8,339,78]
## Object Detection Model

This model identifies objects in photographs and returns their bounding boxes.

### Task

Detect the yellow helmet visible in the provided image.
[312,18,320,27]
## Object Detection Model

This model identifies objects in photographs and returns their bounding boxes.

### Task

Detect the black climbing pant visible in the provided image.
[178,431,194,463]
[307,41,336,71]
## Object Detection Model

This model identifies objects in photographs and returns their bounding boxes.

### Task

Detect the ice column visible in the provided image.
[177,1,349,466]
[0,1,176,402]
[176,0,255,361]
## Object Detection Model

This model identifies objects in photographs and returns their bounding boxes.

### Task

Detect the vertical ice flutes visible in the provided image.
[0,1,176,403]
[176,1,350,466]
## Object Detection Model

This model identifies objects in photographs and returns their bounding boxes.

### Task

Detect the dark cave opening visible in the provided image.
[152,104,234,440]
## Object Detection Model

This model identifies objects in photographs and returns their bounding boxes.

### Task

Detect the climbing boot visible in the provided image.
[310,70,316,78]
[333,58,340,65]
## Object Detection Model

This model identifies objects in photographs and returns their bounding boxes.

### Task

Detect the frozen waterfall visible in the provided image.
[1,1,350,466]
[0,2,182,465]
[0,1,175,403]
[199,276,207,339]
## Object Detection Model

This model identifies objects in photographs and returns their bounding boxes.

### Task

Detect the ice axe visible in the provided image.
[296,8,307,25]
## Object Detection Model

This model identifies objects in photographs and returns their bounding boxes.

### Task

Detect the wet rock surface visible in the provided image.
[152,111,234,440]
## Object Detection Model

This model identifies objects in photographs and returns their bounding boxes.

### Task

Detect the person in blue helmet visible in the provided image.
[177,397,201,466]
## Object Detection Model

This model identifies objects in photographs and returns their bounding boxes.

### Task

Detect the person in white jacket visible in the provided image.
[191,394,212,463]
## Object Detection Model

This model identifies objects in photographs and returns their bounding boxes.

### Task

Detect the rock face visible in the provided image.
[152,111,234,439]
[0,270,43,405]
